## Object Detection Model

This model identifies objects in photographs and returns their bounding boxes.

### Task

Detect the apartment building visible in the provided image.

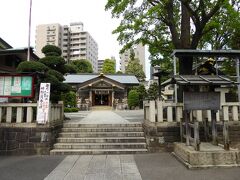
[35,22,98,72]
[119,44,145,75]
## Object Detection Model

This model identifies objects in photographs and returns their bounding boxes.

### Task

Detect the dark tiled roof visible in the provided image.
[163,75,237,86]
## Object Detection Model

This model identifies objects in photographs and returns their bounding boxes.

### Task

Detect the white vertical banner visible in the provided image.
[37,83,51,124]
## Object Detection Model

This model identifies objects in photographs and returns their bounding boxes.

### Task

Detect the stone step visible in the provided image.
[58,132,144,138]
[61,127,143,132]
[57,137,146,143]
[63,123,143,128]
[50,148,148,155]
[54,142,147,149]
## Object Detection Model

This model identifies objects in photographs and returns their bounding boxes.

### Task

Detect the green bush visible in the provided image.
[128,89,140,109]
[64,107,79,112]
[42,45,62,56]
[62,91,77,108]
[16,61,49,73]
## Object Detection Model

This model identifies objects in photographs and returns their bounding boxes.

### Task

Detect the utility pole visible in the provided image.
[27,0,32,61]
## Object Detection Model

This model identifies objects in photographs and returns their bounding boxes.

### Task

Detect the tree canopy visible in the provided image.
[17,45,71,102]
[102,59,116,74]
[71,59,93,73]
[126,58,146,82]
[105,0,240,75]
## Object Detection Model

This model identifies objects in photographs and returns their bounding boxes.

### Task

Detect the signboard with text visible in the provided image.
[0,75,34,97]
[36,83,51,124]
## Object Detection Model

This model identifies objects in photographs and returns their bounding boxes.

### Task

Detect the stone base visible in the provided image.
[173,142,240,169]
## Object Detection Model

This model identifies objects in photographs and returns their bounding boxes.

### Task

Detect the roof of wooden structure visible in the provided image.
[163,75,238,86]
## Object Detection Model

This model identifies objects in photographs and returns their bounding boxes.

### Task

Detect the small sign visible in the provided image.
[184,92,220,110]
[36,83,51,124]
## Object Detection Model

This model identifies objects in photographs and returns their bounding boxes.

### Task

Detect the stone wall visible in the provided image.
[143,121,240,152]
[0,125,62,155]
[143,121,180,152]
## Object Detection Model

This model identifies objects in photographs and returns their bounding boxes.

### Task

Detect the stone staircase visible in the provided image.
[50,123,148,155]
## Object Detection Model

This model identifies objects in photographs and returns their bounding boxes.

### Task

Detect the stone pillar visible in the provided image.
[149,101,155,122]
[157,100,163,122]
[215,88,229,105]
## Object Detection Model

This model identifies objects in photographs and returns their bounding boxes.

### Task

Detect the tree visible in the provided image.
[132,84,147,108]
[147,82,159,100]
[126,58,146,82]
[128,89,140,109]
[61,91,77,108]
[71,59,93,73]
[102,59,116,74]
[105,0,237,75]
[17,45,71,102]
[42,45,62,56]
[199,2,240,50]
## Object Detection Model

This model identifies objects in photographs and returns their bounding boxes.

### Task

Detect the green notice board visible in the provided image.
[0,75,33,97]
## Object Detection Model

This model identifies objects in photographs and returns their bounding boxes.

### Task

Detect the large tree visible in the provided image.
[105,0,238,75]
[71,59,93,73]
[102,59,116,74]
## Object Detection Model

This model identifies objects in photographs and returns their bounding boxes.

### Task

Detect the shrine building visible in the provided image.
[64,73,139,107]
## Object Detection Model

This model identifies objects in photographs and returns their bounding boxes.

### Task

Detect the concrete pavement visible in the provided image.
[1,110,240,180]
[0,153,240,180]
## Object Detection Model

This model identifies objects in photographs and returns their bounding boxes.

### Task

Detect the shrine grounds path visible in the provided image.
[0,110,239,180]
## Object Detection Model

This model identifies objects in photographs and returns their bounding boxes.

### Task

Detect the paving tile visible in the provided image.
[123,174,142,180]
[44,156,79,180]
[84,173,105,180]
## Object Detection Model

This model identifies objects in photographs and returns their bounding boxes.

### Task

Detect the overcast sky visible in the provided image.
[0,0,150,78]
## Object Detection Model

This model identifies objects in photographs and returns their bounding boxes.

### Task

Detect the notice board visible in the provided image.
[0,75,34,97]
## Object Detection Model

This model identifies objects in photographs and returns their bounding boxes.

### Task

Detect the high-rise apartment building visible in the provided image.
[35,22,98,72]
[119,44,145,74]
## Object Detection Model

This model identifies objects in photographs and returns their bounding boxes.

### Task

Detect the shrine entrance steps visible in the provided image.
[50,123,148,155]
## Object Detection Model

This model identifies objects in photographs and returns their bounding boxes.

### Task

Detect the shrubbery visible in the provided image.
[64,107,79,112]
[128,89,139,109]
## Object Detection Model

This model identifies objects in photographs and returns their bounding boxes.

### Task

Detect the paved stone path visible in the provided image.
[65,110,130,124]
[44,155,142,180]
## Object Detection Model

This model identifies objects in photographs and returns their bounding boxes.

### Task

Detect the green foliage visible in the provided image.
[105,0,236,74]
[39,56,66,74]
[128,89,139,109]
[64,107,79,112]
[71,60,93,73]
[16,61,49,73]
[126,58,145,82]
[64,64,78,73]
[220,59,236,76]
[231,27,240,49]
[47,69,65,82]
[199,2,240,50]
[42,45,62,56]
[132,84,147,101]
[102,59,116,74]
[62,91,77,108]
[132,84,147,108]
[147,82,159,100]
[116,71,123,74]
[17,45,73,103]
